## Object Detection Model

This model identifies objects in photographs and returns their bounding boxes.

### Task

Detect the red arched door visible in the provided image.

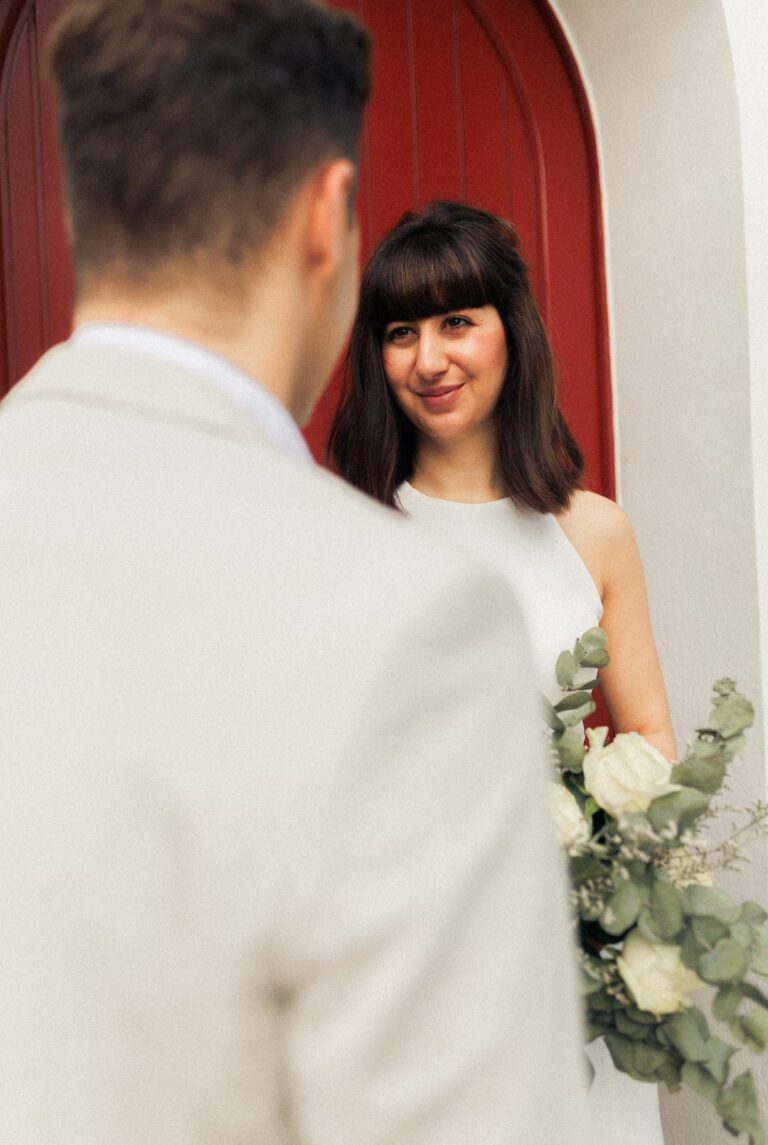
[0,0,613,495]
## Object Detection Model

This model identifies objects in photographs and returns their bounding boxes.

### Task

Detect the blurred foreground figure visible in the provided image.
[0,2,591,1142]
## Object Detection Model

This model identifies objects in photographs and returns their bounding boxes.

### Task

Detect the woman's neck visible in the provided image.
[411,432,505,503]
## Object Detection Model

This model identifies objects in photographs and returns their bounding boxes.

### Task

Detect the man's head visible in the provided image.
[48,0,371,418]
[49,0,370,286]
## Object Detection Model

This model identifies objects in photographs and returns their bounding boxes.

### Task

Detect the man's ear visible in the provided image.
[304,158,357,279]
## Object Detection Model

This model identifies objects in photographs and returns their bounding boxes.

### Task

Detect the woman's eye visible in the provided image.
[444,315,470,330]
[385,326,413,342]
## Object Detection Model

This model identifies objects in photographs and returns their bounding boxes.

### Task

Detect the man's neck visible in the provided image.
[74,269,306,421]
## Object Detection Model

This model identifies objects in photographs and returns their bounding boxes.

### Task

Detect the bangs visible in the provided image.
[367,230,492,332]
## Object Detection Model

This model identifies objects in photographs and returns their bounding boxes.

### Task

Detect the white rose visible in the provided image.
[550,784,590,854]
[582,728,680,818]
[617,931,704,1016]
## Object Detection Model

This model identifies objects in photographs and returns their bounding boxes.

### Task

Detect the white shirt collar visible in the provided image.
[70,322,313,464]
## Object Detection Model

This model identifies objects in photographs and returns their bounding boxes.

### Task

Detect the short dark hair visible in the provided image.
[327,200,583,512]
[48,0,371,285]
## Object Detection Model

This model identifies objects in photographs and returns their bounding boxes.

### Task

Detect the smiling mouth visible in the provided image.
[417,383,464,406]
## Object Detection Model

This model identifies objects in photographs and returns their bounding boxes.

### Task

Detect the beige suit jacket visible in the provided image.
[0,343,591,1143]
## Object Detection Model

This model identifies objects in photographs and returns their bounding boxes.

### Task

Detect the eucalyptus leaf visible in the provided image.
[742,982,768,1010]
[699,937,750,984]
[680,926,704,970]
[581,648,610,669]
[580,966,605,994]
[684,885,741,925]
[604,1033,646,1082]
[555,689,595,712]
[671,753,726,795]
[656,1053,683,1092]
[681,1061,721,1104]
[691,915,729,947]
[615,1011,652,1040]
[601,879,646,936]
[716,1072,765,1145]
[542,702,565,733]
[570,855,606,883]
[730,920,754,949]
[701,1036,737,1085]
[626,1004,658,1025]
[749,923,768,976]
[721,732,746,761]
[663,1010,710,1062]
[558,701,597,727]
[713,984,744,1022]
[741,1010,768,1051]
[709,691,755,739]
[637,906,665,945]
[648,787,709,832]
[690,735,724,762]
[650,880,684,940]
[631,1044,670,1076]
[557,724,586,770]
[689,1005,711,1042]
[556,650,576,688]
[580,626,608,652]
[587,988,614,1013]
[740,902,768,926]
[727,1021,764,1053]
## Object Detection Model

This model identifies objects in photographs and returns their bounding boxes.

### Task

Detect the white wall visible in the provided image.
[548,2,768,1143]
[722,0,768,768]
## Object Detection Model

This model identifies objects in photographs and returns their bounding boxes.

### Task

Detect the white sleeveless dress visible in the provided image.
[396,482,666,1145]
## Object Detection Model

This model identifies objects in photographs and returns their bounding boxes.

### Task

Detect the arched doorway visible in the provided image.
[0,0,613,494]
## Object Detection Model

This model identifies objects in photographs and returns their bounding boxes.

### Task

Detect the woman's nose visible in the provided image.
[415,332,449,380]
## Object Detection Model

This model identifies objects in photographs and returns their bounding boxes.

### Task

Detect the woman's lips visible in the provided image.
[418,383,464,409]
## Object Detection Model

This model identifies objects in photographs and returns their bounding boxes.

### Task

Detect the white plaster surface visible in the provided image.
[721,0,768,791]
[548,2,768,1142]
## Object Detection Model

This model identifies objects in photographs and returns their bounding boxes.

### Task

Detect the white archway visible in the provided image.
[548,3,768,1142]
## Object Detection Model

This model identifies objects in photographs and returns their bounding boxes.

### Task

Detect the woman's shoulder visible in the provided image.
[556,490,638,596]
[558,489,633,538]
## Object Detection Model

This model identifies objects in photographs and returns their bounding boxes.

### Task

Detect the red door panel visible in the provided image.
[0,0,72,386]
[0,0,613,497]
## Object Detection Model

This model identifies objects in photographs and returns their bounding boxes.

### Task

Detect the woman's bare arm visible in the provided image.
[558,492,676,759]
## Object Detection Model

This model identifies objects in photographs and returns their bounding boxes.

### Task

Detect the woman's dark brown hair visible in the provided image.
[327,200,583,512]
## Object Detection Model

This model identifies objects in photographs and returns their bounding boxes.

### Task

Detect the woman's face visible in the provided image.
[381,305,508,443]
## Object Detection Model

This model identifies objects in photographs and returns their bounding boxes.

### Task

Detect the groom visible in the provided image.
[0,1,590,1142]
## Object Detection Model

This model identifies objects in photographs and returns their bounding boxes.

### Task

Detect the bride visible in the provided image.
[329,200,675,1144]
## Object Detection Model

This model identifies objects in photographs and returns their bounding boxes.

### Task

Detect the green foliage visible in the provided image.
[716,1073,765,1145]
[699,938,750,985]
[545,627,768,1142]
[557,725,587,770]
[650,880,684,940]
[648,787,710,832]
[601,879,646,936]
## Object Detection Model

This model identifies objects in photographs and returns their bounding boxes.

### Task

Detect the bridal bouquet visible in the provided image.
[546,627,768,1144]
